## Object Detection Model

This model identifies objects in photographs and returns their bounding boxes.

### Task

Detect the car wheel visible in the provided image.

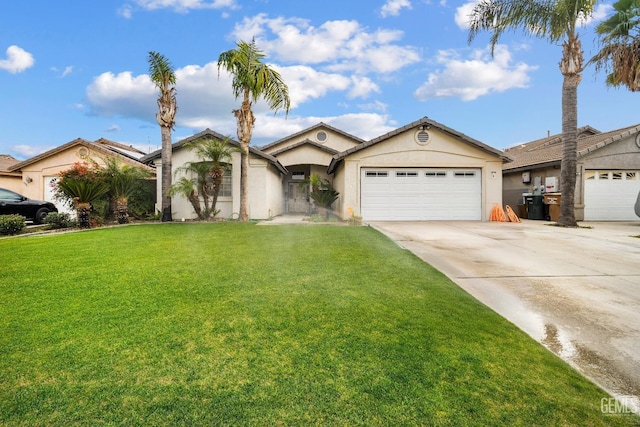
[35,208,51,224]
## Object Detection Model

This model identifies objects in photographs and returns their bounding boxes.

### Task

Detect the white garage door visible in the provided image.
[584,170,640,220]
[361,168,481,221]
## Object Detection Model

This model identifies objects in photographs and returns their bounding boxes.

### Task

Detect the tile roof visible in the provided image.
[8,138,154,172]
[141,128,288,175]
[503,124,640,171]
[0,154,19,172]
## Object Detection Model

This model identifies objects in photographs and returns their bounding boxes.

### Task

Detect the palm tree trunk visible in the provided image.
[161,124,173,222]
[558,36,582,227]
[234,93,255,222]
[76,203,92,229]
[115,198,129,224]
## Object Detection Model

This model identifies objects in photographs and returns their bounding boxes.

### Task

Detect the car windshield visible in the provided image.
[0,189,23,201]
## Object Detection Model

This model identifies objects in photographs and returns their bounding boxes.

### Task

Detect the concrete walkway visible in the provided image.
[370,220,640,408]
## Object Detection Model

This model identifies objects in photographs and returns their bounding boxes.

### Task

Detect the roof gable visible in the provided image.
[260,122,365,152]
[8,138,152,172]
[0,155,19,172]
[141,128,287,175]
[269,138,339,157]
[328,116,511,174]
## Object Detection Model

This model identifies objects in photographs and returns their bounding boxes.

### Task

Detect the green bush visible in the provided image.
[0,215,26,235]
[44,212,76,229]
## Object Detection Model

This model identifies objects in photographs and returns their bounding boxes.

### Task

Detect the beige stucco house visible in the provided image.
[143,129,287,220]
[145,117,510,222]
[503,124,640,221]
[4,138,153,213]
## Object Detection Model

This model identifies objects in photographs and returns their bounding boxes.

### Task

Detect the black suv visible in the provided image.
[0,188,58,224]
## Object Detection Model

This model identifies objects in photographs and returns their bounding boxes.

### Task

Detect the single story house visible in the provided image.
[144,117,511,222]
[503,124,640,221]
[3,138,153,213]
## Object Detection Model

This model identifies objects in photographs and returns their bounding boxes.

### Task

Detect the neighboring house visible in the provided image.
[147,117,511,222]
[6,138,154,213]
[0,155,22,192]
[503,124,640,221]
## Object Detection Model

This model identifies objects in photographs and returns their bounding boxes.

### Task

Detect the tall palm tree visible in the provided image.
[217,40,290,222]
[148,51,177,222]
[468,0,598,227]
[591,0,640,91]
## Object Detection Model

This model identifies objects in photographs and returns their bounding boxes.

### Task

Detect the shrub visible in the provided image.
[44,212,76,229]
[0,215,26,235]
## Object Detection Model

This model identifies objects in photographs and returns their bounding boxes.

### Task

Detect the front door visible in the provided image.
[288,182,309,213]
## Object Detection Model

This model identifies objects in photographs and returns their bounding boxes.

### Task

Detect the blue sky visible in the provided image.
[1,0,637,160]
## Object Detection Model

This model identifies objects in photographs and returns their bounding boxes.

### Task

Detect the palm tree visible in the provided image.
[217,39,290,222]
[591,0,640,91]
[184,137,234,217]
[168,177,203,219]
[56,179,109,228]
[98,157,153,223]
[148,51,177,222]
[175,161,213,219]
[468,0,598,227]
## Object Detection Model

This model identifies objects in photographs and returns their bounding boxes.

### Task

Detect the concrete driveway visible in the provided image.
[371,220,640,406]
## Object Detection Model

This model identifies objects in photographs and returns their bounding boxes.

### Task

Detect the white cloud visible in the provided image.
[231,14,421,74]
[62,66,73,77]
[11,144,52,158]
[414,44,537,101]
[455,1,477,30]
[276,65,351,108]
[0,45,35,74]
[381,0,412,17]
[130,0,238,12]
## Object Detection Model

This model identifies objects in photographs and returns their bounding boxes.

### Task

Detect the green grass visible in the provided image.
[0,223,637,426]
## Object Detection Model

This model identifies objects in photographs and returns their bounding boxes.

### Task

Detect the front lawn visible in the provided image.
[0,223,636,426]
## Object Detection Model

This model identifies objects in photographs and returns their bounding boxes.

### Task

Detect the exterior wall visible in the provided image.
[0,174,23,193]
[15,145,102,201]
[262,128,360,155]
[335,128,504,221]
[503,166,561,212]
[273,145,335,168]
[156,149,283,221]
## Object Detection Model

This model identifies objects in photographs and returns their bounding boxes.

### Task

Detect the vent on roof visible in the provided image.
[316,131,328,143]
[78,147,89,157]
[415,130,431,145]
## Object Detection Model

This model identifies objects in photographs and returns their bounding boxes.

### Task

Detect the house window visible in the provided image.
[626,172,637,181]
[598,171,609,180]
[396,171,418,177]
[291,172,305,180]
[612,172,622,180]
[365,171,388,177]
[426,171,446,177]
[206,164,232,197]
[454,171,476,177]
[585,171,595,180]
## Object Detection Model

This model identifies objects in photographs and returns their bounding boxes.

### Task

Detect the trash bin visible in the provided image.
[517,203,527,219]
[525,195,545,220]
[544,193,561,222]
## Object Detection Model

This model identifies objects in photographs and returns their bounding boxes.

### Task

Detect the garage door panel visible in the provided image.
[585,170,640,220]
[361,168,481,221]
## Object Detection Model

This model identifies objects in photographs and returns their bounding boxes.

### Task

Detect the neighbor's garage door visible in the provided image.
[361,168,481,221]
[584,170,640,220]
